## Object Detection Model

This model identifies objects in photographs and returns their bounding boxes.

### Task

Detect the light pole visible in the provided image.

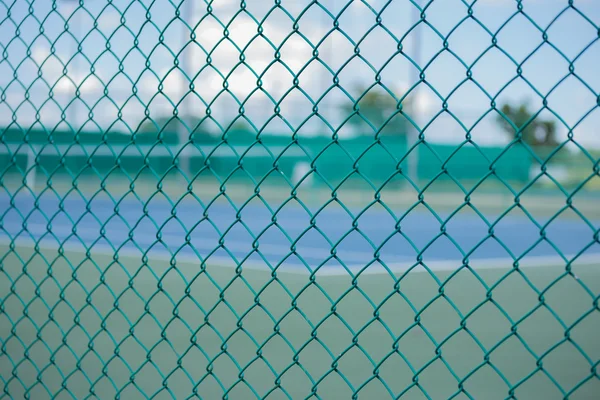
[408,0,422,184]
[178,0,194,179]
[61,0,83,130]
[320,0,333,137]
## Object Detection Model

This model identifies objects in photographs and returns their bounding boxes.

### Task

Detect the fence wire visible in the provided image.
[1,0,600,399]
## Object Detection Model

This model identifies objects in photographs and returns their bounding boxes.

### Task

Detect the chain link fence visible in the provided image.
[1,0,600,399]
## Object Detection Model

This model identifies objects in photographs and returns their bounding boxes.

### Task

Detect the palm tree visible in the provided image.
[341,84,411,137]
[136,115,212,144]
[496,101,558,149]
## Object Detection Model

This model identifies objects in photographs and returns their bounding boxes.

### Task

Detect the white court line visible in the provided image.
[1,234,598,277]
[333,253,600,277]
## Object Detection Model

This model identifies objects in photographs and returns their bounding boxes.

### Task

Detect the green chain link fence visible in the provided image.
[1,0,600,398]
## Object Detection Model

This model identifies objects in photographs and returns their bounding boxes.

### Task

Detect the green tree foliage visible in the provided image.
[496,101,558,148]
[228,119,255,133]
[341,85,411,136]
[137,115,212,144]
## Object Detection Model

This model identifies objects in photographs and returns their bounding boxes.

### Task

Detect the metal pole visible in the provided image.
[61,0,81,130]
[178,0,194,179]
[25,147,37,192]
[75,13,82,130]
[321,0,332,137]
[408,0,422,184]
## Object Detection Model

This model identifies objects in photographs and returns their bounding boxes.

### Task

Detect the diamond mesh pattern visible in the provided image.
[1,0,599,399]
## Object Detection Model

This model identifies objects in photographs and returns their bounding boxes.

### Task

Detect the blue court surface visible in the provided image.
[1,192,598,273]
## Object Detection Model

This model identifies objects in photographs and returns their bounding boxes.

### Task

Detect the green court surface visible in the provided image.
[1,244,599,399]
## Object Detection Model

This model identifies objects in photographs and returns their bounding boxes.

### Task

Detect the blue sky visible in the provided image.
[0,0,599,148]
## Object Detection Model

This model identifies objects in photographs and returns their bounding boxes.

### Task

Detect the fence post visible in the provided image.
[25,146,37,192]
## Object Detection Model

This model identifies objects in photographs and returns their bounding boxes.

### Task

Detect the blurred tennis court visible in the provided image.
[2,176,599,398]
[1,243,599,399]
[1,184,599,274]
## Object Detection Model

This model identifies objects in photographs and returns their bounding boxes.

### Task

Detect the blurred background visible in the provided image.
[2,2,600,398]
[0,0,599,211]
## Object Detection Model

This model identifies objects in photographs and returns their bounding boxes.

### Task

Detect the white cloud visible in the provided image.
[55,77,76,94]
[27,45,101,96]
[194,23,224,51]
[414,90,436,115]
[189,20,316,96]
[207,0,237,9]
[208,68,257,96]
[32,47,50,65]
[97,9,122,34]
[54,74,101,95]
[475,0,583,5]
[158,68,185,97]
[223,21,260,50]
[31,47,69,86]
